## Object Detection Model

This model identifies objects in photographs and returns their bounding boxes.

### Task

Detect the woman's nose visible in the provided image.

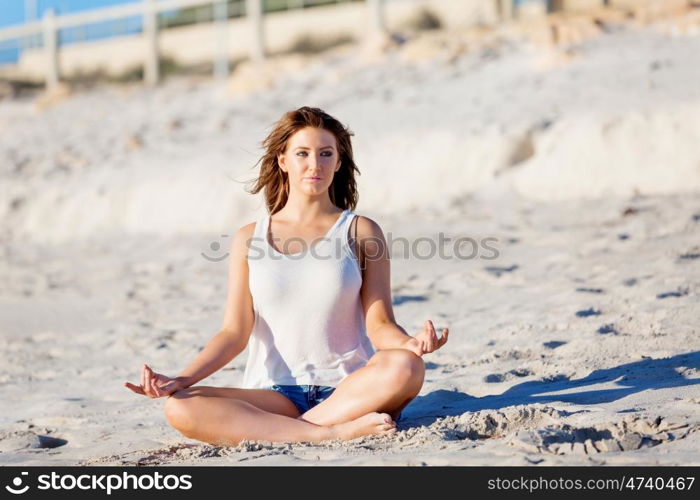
[307,153,328,167]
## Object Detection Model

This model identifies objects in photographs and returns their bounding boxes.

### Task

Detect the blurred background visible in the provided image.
[1,0,699,244]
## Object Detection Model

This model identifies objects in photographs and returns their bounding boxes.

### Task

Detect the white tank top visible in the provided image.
[241,208,375,388]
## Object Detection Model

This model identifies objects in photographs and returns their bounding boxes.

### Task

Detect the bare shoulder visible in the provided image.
[228,221,258,256]
[238,221,257,239]
[353,215,388,264]
[353,215,385,241]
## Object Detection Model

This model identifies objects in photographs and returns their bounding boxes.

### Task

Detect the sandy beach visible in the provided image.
[1,7,699,465]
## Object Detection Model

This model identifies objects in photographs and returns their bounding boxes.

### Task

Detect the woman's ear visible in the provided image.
[277,153,286,172]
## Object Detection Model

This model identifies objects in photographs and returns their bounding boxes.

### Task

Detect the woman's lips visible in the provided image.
[304,177,322,181]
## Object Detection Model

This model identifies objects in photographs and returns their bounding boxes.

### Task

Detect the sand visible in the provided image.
[1,9,699,465]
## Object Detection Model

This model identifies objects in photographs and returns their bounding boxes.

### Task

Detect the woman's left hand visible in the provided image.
[403,320,449,357]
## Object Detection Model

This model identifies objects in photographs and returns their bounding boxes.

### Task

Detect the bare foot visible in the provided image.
[330,412,397,441]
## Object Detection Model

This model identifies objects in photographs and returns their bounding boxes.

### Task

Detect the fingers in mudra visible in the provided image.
[124,381,145,395]
[423,320,449,353]
[426,320,438,351]
[143,365,155,397]
[124,364,161,397]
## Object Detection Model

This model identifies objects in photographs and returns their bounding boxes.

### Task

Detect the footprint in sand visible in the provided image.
[484,264,519,278]
[508,415,694,456]
[597,324,619,335]
[543,341,567,349]
[575,287,604,294]
[484,368,533,383]
[618,407,645,413]
[0,431,67,452]
[575,308,601,317]
[656,287,689,299]
[392,294,428,306]
[539,373,570,382]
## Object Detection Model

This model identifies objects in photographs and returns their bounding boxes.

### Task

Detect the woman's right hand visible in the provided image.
[124,364,186,398]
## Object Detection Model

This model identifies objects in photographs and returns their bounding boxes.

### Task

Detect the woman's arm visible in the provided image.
[125,223,257,396]
[173,330,247,388]
[355,216,448,355]
[175,223,257,387]
[355,216,413,350]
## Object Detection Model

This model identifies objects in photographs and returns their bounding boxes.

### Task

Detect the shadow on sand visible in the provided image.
[401,351,700,427]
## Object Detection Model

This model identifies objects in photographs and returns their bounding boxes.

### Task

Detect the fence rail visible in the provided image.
[0,0,374,88]
[0,0,541,89]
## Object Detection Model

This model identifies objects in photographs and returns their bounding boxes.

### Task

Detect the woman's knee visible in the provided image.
[375,349,425,388]
[164,392,198,436]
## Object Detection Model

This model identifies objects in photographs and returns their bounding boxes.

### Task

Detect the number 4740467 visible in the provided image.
[625,476,695,490]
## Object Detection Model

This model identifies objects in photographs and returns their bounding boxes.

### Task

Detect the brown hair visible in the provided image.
[246,106,360,215]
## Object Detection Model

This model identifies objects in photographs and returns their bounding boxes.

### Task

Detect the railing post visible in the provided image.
[368,0,386,35]
[24,0,38,49]
[214,0,229,79]
[246,0,265,63]
[42,8,60,91]
[143,0,159,86]
[498,0,514,22]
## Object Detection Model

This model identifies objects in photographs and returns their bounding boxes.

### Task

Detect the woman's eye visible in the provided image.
[296,151,333,157]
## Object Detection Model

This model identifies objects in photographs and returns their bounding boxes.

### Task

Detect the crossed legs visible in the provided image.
[163,349,425,446]
[297,349,425,425]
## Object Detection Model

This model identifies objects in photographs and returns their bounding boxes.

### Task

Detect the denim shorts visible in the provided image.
[266,384,403,423]
[267,384,336,415]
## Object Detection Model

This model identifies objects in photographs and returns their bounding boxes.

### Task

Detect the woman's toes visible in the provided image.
[379,413,393,423]
[331,412,403,441]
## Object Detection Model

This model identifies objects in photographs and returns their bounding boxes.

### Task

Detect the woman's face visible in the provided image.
[278,127,340,197]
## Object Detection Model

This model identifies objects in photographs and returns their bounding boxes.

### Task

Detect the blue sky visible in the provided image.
[0,1,143,27]
[0,1,142,64]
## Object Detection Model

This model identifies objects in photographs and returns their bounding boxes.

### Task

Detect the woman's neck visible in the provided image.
[277,196,341,223]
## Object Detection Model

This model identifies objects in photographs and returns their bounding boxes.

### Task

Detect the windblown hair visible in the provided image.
[246,106,360,215]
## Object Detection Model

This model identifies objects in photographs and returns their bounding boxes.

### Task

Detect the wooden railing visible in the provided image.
[0,0,378,89]
[1,0,567,89]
